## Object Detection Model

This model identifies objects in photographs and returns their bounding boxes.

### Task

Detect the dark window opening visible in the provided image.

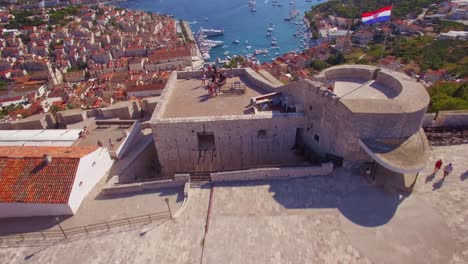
[258,129,267,137]
[197,132,215,150]
[314,134,320,142]
[294,128,304,151]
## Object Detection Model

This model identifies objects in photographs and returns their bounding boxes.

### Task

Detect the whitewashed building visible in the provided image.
[0,129,115,218]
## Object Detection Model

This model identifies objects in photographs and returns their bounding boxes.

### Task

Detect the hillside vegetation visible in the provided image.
[429,82,468,112]
[306,0,443,19]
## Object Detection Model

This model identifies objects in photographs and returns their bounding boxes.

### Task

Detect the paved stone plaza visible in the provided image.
[0,144,467,264]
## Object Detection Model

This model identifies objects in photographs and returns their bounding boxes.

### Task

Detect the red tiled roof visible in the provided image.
[0,146,98,204]
[0,146,98,159]
[127,83,165,92]
[0,157,79,204]
[149,47,191,61]
[0,96,22,103]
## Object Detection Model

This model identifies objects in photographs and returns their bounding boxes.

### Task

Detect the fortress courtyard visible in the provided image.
[0,143,467,264]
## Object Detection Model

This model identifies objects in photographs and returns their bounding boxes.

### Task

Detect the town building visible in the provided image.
[151,65,430,192]
[0,143,113,218]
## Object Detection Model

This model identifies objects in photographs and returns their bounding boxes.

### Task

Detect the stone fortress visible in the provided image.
[150,65,430,192]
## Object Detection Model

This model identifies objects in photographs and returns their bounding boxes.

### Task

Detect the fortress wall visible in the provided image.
[422,113,437,127]
[352,107,427,139]
[242,68,278,92]
[56,110,85,126]
[211,163,334,182]
[152,114,304,177]
[433,111,468,128]
[276,80,361,163]
[324,67,373,81]
[151,71,177,122]
[376,71,403,95]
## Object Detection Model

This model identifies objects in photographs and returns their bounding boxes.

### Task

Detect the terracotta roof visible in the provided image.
[0,146,98,159]
[149,47,191,61]
[127,83,165,92]
[0,146,98,204]
[0,157,79,204]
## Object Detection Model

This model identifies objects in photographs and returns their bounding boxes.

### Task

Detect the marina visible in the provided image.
[119,0,322,63]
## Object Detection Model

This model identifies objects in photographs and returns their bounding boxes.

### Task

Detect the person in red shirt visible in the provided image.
[434,159,443,173]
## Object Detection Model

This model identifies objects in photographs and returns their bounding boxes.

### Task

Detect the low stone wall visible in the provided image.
[99,102,134,119]
[56,109,85,126]
[101,173,189,195]
[112,121,142,160]
[177,70,203,79]
[322,66,373,81]
[10,118,47,130]
[0,122,12,129]
[376,71,403,95]
[243,68,278,92]
[211,163,334,183]
[430,111,468,128]
[422,113,437,127]
[176,68,277,93]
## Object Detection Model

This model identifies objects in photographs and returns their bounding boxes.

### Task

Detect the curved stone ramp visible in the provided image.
[173,182,191,218]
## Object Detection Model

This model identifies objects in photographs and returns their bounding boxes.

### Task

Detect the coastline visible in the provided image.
[183,21,205,70]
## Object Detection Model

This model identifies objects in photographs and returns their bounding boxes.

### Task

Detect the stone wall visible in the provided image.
[141,97,159,116]
[211,163,334,182]
[277,76,430,169]
[242,68,278,92]
[376,71,403,95]
[424,111,468,128]
[152,114,305,177]
[101,174,189,195]
[176,68,278,93]
[151,66,431,176]
[56,109,86,126]
[10,116,48,130]
[322,66,373,81]
[152,71,177,122]
[0,122,12,129]
[422,113,437,127]
[108,121,143,160]
[99,101,141,119]
[277,80,359,163]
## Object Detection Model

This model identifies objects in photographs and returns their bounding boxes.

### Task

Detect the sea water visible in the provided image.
[119,0,324,63]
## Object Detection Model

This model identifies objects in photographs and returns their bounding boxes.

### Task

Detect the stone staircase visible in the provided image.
[190,171,212,188]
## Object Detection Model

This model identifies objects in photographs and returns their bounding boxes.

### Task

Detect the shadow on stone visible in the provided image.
[198,94,211,102]
[425,172,436,183]
[432,177,445,191]
[460,171,468,181]
[0,215,71,235]
[337,186,402,227]
[263,174,402,227]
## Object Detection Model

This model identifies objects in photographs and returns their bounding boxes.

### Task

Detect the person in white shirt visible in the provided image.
[443,163,453,178]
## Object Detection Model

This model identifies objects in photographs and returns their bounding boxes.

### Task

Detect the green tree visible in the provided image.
[428,82,468,112]
[310,59,329,71]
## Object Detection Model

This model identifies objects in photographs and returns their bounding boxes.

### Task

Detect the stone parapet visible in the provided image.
[211,163,333,183]
[101,173,189,195]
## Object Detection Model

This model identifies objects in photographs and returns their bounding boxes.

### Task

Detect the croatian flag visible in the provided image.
[361,6,392,25]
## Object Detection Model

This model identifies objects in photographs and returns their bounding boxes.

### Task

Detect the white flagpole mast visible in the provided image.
[377,24,389,70]
[378,3,393,70]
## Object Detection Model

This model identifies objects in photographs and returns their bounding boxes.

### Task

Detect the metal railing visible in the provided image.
[0,210,170,243]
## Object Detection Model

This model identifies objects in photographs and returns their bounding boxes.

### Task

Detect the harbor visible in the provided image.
[119,0,323,63]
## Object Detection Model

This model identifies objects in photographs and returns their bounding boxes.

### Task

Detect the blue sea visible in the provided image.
[119,0,325,63]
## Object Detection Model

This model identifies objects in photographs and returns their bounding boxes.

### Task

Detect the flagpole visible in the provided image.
[377,22,389,70]
[378,3,393,70]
